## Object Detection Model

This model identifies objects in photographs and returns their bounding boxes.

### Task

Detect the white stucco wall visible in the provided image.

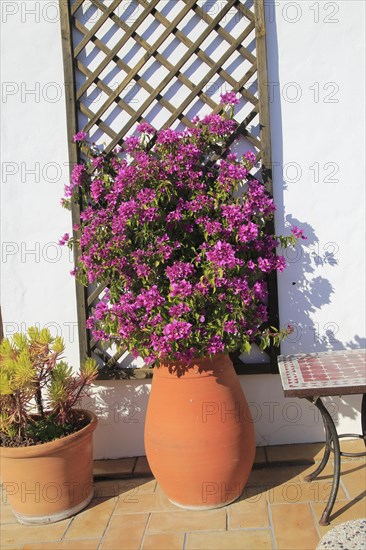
[1,1,364,458]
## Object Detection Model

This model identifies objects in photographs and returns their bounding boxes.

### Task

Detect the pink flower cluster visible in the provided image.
[63,92,302,364]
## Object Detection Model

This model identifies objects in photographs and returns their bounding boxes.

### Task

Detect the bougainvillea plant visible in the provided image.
[61,93,305,365]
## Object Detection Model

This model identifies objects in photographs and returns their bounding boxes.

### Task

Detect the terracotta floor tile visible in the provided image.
[239,476,347,508]
[267,443,324,464]
[154,483,166,494]
[93,458,136,477]
[134,456,152,476]
[1,446,362,550]
[147,509,227,533]
[186,529,273,549]
[100,513,148,549]
[229,491,269,529]
[338,439,366,459]
[94,477,157,499]
[254,447,267,465]
[64,497,115,540]
[113,491,178,514]
[142,532,185,549]
[22,540,100,549]
[312,497,366,536]
[0,518,71,547]
[337,461,366,499]
[270,502,319,549]
[299,460,365,498]
[298,462,334,482]
[266,479,346,505]
[248,465,303,485]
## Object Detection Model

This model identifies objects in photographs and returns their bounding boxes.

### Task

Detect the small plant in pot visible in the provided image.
[62,92,306,508]
[0,327,98,524]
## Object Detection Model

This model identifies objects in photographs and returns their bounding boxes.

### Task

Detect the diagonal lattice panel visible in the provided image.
[59,0,278,377]
[73,1,257,144]
[73,14,209,129]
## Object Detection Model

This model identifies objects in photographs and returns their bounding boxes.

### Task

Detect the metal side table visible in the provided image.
[277,349,366,526]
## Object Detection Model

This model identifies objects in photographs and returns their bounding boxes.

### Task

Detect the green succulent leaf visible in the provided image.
[0,412,17,437]
[27,326,53,346]
[0,338,14,360]
[12,333,28,351]
[52,336,65,355]
[38,328,53,345]
[48,378,68,404]
[52,361,73,382]
[12,350,36,388]
[80,358,98,379]
[0,371,13,395]
[27,326,39,343]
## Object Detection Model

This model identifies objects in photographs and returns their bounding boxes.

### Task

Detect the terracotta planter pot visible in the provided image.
[144,354,255,509]
[0,410,97,524]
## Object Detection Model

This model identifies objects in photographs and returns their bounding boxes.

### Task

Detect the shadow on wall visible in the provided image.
[81,380,151,459]
[265,0,365,356]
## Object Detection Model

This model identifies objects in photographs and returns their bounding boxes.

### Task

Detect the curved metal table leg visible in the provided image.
[304,397,340,526]
[304,397,331,481]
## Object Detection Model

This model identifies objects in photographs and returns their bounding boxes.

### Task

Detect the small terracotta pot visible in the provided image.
[0,410,97,524]
[144,354,255,509]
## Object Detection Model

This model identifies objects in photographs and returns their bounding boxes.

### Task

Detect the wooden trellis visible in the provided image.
[59,0,279,378]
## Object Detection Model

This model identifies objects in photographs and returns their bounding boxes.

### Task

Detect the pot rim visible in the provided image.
[0,409,98,458]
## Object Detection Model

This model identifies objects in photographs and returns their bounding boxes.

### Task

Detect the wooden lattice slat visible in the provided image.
[59,0,279,377]
[60,1,90,362]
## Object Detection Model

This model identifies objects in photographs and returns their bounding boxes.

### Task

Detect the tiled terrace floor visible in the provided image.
[1,441,365,550]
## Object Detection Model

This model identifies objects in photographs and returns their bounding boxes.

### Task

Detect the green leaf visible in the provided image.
[48,378,68,406]
[12,349,36,389]
[52,336,65,355]
[81,358,98,379]
[12,333,28,351]
[0,338,14,360]
[0,413,17,437]
[242,340,251,355]
[0,371,12,395]
[39,328,53,345]
[27,326,39,343]
[52,361,73,382]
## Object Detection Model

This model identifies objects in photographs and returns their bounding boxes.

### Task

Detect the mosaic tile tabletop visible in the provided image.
[278,349,366,397]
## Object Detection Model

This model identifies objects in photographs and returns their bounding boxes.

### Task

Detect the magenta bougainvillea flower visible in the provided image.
[73,131,87,142]
[62,93,301,364]
[291,226,307,240]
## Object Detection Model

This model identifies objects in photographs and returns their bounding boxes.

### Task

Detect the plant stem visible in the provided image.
[15,391,24,439]
[35,383,44,418]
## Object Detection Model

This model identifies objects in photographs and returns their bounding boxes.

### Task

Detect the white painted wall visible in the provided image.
[1,1,364,458]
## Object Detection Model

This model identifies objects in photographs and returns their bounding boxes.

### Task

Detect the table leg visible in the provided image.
[304,397,340,526]
[304,404,331,481]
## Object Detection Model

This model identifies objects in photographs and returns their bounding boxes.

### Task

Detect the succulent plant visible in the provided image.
[0,327,98,445]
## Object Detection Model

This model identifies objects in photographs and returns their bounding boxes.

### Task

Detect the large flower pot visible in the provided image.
[144,354,255,509]
[0,410,97,524]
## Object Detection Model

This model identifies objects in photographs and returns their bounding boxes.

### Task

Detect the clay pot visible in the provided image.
[0,410,97,524]
[144,354,255,509]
